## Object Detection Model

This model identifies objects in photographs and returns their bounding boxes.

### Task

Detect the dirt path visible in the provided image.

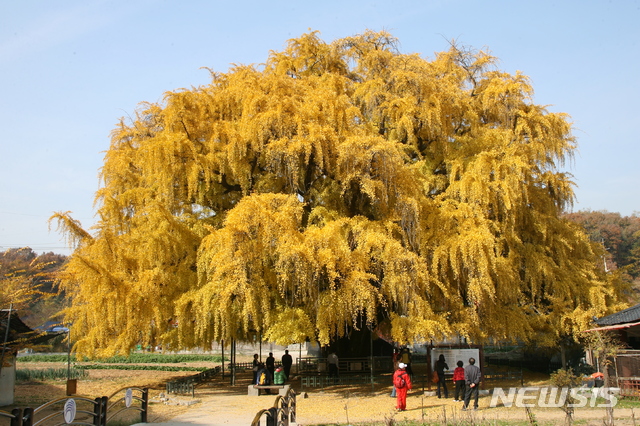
[14,362,639,425]
[137,382,640,426]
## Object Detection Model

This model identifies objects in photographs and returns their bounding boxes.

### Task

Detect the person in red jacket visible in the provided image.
[393,362,412,411]
[452,360,466,401]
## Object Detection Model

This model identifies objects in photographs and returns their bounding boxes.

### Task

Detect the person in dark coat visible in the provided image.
[435,354,449,398]
[266,352,275,377]
[463,357,482,410]
[252,353,260,384]
[281,349,293,380]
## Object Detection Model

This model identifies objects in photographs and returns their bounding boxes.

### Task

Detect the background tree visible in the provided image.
[53,31,623,358]
[0,247,67,327]
[565,210,640,297]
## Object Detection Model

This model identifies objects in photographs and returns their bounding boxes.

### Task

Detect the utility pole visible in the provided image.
[66,324,71,380]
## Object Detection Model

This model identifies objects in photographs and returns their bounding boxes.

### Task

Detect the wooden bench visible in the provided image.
[248,384,290,396]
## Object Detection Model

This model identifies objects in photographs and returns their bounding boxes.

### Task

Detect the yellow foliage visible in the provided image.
[53,31,619,357]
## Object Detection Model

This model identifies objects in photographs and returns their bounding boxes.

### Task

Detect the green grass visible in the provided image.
[75,364,208,372]
[610,396,640,408]
[16,368,88,382]
[18,353,225,363]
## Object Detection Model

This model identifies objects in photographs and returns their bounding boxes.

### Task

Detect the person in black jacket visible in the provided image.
[435,354,449,398]
[252,353,260,384]
[462,357,482,410]
[266,352,275,378]
[281,349,293,380]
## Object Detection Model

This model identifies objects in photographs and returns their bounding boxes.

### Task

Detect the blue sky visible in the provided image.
[1,0,639,256]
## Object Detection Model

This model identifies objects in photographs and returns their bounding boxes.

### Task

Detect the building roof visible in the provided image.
[596,303,640,326]
[0,310,62,352]
[0,310,33,336]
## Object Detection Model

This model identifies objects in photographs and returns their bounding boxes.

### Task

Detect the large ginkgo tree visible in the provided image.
[52,31,623,358]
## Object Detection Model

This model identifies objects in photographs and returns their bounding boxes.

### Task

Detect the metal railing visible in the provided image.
[300,374,377,388]
[0,408,22,426]
[165,365,221,396]
[106,387,148,424]
[22,396,105,426]
[251,387,296,426]
[13,388,147,426]
[297,356,393,374]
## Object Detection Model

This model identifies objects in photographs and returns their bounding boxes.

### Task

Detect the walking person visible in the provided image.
[393,362,412,411]
[435,354,449,398]
[462,357,482,410]
[453,360,465,401]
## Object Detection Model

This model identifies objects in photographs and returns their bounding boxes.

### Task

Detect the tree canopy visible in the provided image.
[565,211,640,280]
[0,248,67,327]
[52,31,623,358]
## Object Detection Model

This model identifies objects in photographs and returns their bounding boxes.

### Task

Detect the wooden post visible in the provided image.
[92,396,102,426]
[9,408,21,426]
[141,389,148,423]
[22,407,34,426]
[231,338,236,386]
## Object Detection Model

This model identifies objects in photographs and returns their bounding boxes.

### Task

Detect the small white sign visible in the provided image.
[125,388,133,408]
[63,399,76,424]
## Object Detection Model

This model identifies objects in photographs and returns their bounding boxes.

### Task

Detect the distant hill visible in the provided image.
[565,210,640,298]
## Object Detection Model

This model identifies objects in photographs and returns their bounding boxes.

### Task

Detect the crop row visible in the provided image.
[75,364,208,371]
[18,353,225,364]
[16,368,88,382]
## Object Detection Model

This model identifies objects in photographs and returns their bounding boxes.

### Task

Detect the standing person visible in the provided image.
[266,352,275,378]
[281,349,293,380]
[252,354,260,385]
[328,351,339,380]
[453,360,465,402]
[391,348,399,397]
[462,357,482,410]
[435,354,449,398]
[400,347,413,378]
[393,362,412,411]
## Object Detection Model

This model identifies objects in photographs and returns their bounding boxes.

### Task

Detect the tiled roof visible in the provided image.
[0,309,33,336]
[0,310,60,350]
[596,303,640,326]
